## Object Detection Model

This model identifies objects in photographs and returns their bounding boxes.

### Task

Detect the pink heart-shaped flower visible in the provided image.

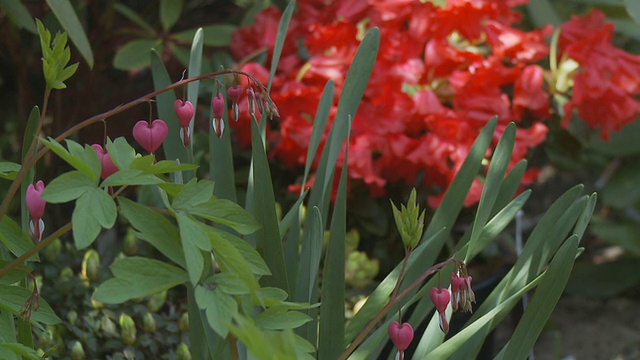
[430,287,450,314]
[174,99,194,127]
[91,144,119,179]
[26,180,46,220]
[387,321,414,352]
[133,119,168,154]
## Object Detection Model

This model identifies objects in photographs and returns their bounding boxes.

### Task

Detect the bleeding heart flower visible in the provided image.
[212,94,225,138]
[174,100,194,147]
[227,85,243,122]
[133,119,168,155]
[91,144,119,179]
[26,180,46,241]
[388,321,414,352]
[430,287,451,333]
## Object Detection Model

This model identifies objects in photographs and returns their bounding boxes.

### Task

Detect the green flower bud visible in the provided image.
[37,328,55,349]
[146,290,167,313]
[345,251,379,289]
[176,342,192,360]
[81,249,100,283]
[60,267,74,282]
[67,310,78,326]
[345,228,360,254]
[390,188,425,250]
[45,238,62,262]
[178,313,189,332]
[119,314,136,345]
[70,340,85,360]
[123,228,138,255]
[101,315,117,336]
[143,313,157,333]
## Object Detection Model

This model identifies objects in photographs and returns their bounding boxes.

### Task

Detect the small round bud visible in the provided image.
[178,312,189,332]
[119,314,137,345]
[146,290,167,313]
[70,340,85,360]
[81,249,100,283]
[143,313,157,333]
[176,342,192,360]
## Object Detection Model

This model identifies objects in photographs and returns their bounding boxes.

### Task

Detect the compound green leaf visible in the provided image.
[195,285,237,338]
[94,257,188,303]
[72,188,117,249]
[0,285,60,326]
[160,0,183,30]
[190,198,261,235]
[0,217,38,262]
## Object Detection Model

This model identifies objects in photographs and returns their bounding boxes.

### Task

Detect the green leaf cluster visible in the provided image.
[35,19,78,90]
[390,188,425,250]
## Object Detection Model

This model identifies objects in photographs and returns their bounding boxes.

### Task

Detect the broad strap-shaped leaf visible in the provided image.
[93,257,188,304]
[174,24,237,47]
[318,149,349,360]
[249,115,289,292]
[498,236,580,359]
[267,0,295,92]
[45,0,93,68]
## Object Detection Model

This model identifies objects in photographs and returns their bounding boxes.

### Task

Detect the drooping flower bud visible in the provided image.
[246,87,256,114]
[227,85,243,122]
[174,99,194,146]
[91,144,119,180]
[132,119,168,155]
[26,180,46,241]
[81,249,100,283]
[176,342,192,360]
[388,321,414,353]
[430,287,451,333]
[450,271,475,313]
[211,94,225,138]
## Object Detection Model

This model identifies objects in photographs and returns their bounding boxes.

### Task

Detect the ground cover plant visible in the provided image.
[0,0,638,359]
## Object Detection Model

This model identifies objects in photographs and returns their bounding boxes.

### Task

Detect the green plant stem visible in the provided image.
[337,257,459,360]
[390,247,411,300]
[0,69,267,224]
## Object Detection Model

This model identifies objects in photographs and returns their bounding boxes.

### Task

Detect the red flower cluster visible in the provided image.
[229,1,638,206]
[559,10,640,140]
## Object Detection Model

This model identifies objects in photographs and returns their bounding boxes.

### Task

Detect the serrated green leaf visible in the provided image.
[105,137,138,170]
[205,272,251,295]
[173,24,237,47]
[206,227,261,291]
[40,138,99,181]
[119,197,186,267]
[0,162,21,180]
[93,257,188,303]
[113,3,155,34]
[0,285,60,325]
[66,141,101,180]
[44,173,84,201]
[177,212,212,251]
[101,169,161,187]
[195,285,237,338]
[0,0,35,33]
[182,232,204,285]
[190,198,260,235]
[45,0,93,68]
[212,228,271,276]
[172,179,214,211]
[72,188,117,249]
[160,0,183,30]
[114,38,162,71]
[255,306,312,330]
[0,261,32,286]
[0,342,42,360]
[129,154,156,170]
[0,216,39,262]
